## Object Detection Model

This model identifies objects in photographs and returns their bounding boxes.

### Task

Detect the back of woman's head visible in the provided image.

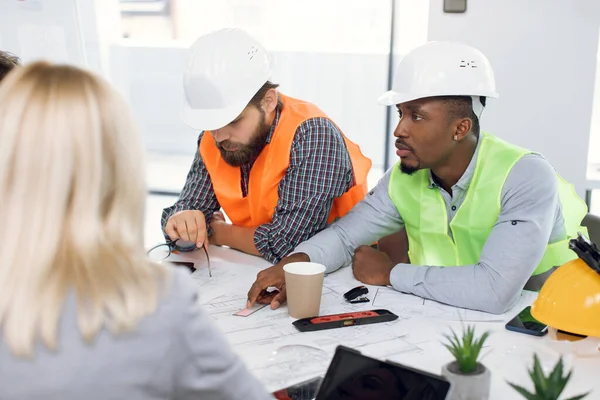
[0,62,165,357]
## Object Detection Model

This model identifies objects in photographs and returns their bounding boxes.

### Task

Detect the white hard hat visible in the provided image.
[181,28,272,131]
[378,41,498,108]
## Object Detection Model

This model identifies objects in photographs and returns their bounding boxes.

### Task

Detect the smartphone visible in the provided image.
[315,345,451,400]
[505,306,548,336]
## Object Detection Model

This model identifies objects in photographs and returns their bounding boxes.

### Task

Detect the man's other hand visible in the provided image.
[352,245,395,286]
[246,253,310,310]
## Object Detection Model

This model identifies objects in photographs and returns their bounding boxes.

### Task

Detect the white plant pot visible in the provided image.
[441,361,491,400]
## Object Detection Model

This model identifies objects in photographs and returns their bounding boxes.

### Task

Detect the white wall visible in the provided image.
[0,0,118,76]
[108,43,198,155]
[428,0,600,198]
[0,0,85,66]
[385,0,430,169]
[78,0,121,77]
[588,37,600,165]
[172,0,392,54]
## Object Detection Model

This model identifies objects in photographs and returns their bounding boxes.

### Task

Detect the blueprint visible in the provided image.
[189,255,259,304]
[181,253,543,391]
[166,248,598,399]
[370,286,538,322]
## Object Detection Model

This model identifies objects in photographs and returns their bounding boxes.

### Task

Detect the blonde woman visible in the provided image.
[0,62,272,400]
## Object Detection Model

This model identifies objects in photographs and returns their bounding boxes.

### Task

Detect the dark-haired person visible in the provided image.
[247,42,587,314]
[0,50,20,82]
[162,28,371,263]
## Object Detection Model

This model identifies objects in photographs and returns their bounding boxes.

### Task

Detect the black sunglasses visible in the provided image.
[147,238,211,277]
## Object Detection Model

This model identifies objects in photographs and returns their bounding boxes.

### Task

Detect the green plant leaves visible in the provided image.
[530,355,549,395]
[443,325,490,374]
[508,383,539,400]
[507,354,589,400]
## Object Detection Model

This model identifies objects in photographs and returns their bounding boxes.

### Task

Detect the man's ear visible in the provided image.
[262,88,278,113]
[454,118,472,141]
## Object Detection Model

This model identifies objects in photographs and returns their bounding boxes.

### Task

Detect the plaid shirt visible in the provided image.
[161,107,355,264]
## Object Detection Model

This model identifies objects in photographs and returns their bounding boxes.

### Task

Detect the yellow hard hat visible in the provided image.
[531,233,600,337]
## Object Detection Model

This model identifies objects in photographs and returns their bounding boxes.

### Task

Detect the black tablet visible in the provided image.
[314,345,452,400]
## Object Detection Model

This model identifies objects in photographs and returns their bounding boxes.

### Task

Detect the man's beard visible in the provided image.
[216,113,270,167]
[396,139,419,175]
[399,163,418,175]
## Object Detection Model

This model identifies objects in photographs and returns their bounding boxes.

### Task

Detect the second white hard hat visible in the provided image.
[181,28,273,131]
[378,41,499,107]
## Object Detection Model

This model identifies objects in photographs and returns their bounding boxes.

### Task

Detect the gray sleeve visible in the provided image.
[293,167,404,273]
[389,154,560,314]
[171,271,272,400]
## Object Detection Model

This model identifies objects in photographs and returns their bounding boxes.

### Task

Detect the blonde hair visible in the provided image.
[0,62,166,357]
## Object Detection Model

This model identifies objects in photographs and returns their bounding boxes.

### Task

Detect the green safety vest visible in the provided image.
[388,132,588,276]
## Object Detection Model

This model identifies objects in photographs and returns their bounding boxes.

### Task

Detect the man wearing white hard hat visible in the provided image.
[247,41,587,313]
[161,28,371,263]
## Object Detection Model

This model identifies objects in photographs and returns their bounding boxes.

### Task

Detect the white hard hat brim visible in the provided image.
[180,99,247,131]
[377,90,421,106]
[377,89,499,106]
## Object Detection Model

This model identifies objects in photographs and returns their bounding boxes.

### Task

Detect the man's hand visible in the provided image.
[352,245,395,286]
[247,253,310,310]
[164,210,207,248]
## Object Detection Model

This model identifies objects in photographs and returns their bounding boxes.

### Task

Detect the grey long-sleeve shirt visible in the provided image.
[0,269,272,400]
[294,139,567,314]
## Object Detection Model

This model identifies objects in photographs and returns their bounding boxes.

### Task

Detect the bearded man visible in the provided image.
[162,28,371,263]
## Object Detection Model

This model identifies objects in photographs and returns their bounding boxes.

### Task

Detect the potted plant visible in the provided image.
[441,325,491,400]
[507,354,589,400]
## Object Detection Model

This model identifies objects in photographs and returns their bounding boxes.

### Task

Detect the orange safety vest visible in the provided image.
[199,94,372,227]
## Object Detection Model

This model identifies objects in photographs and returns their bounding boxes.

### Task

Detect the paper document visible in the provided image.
[373,287,425,307]
[191,257,259,305]
[193,256,548,394]
[371,287,538,322]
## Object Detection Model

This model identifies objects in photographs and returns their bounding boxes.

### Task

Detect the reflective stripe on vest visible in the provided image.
[388,132,588,276]
[199,93,372,228]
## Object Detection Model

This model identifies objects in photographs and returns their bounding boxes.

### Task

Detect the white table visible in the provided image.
[166,245,600,399]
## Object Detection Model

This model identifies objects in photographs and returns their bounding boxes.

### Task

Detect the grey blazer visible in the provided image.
[0,268,272,400]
